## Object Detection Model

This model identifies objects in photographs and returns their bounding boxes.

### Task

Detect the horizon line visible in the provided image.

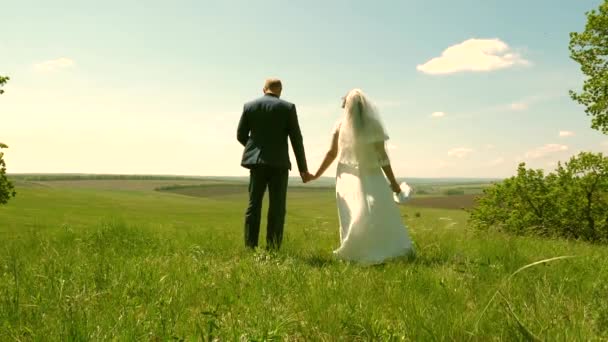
[7,172,504,180]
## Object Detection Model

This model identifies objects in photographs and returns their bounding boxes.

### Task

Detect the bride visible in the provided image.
[312,89,415,264]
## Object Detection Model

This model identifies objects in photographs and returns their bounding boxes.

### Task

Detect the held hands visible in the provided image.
[390,182,402,194]
[300,172,315,183]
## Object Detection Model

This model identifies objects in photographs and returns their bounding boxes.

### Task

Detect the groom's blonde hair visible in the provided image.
[264,78,282,92]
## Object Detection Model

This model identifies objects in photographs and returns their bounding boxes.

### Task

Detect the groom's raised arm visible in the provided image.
[287,104,308,173]
[237,105,249,147]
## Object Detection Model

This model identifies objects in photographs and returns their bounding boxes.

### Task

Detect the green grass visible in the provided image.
[0,184,607,340]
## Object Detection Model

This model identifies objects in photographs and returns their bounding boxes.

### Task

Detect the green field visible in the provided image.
[0,179,607,340]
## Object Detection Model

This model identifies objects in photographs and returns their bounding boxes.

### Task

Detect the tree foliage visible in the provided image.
[0,75,16,204]
[569,0,608,134]
[470,152,608,243]
[0,143,16,205]
[0,75,8,95]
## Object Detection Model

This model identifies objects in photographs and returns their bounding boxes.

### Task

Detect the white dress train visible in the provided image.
[333,163,415,264]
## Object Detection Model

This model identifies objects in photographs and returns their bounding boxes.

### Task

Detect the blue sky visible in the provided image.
[1,0,607,178]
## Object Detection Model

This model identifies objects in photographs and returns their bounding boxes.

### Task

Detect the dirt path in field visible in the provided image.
[32,180,229,191]
[160,184,248,197]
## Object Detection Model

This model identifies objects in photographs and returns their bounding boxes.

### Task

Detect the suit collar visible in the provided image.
[264,93,280,98]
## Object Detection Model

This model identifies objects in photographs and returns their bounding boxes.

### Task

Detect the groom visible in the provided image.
[237,78,313,250]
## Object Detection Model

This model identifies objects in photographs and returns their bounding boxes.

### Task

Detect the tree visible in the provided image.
[552,152,608,241]
[569,1,608,134]
[0,76,16,204]
[0,143,16,205]
[0,75,8,95]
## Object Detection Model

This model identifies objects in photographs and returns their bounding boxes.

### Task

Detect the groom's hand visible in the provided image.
[300,172,314,183]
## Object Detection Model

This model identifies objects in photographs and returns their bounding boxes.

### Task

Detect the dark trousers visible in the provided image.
[244,166,289,249]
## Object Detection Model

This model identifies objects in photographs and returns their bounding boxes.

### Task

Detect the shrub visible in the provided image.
[469,152,608,243]
[0,143,16,205]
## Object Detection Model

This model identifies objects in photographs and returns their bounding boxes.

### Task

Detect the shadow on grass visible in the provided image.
[298,253,336,268]
[411,253,452,267]
[408,241,460,268]
[297,251,418,269]
[389,252,418,264]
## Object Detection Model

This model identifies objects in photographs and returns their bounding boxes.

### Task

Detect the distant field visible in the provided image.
[157,183,331,198]
[9,173,496,190]
[8,173,247,182]
[406,194,477,210]
[25,179,234,192]
[0,178,606,340]
[157,184,480,210]
[10,174,488,209]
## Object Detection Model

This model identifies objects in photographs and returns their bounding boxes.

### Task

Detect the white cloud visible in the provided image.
[34,57,75,72]
[603,141,608,147]
[431,111,446,118]
[447,147,473,158]
[509,102,528,111]
[485,144,496,150]
[559,130,575,137]
[525,144,568,159]
[417,38,530,75]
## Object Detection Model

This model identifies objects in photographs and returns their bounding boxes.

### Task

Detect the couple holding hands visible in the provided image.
[237,78,414,264]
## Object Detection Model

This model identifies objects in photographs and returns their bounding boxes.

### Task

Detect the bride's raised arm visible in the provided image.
[375,142,402,194]
[313,130,339,180]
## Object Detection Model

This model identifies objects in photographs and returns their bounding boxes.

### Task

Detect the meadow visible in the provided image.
[0,177,607,340]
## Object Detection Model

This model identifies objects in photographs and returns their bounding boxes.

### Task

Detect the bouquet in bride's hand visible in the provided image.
[393,182,413,204]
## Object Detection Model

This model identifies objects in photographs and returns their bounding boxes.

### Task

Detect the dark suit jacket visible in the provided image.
[237,93,308,172]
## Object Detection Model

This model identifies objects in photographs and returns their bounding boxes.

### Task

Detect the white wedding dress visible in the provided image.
[331,93,415,264]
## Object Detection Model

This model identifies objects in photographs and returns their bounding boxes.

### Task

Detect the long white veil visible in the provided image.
[337,89,390,168]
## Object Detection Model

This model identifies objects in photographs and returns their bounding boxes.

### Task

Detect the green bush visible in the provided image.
[0,76,15,205]
[469,152,608,243]
[0,143,16,205]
